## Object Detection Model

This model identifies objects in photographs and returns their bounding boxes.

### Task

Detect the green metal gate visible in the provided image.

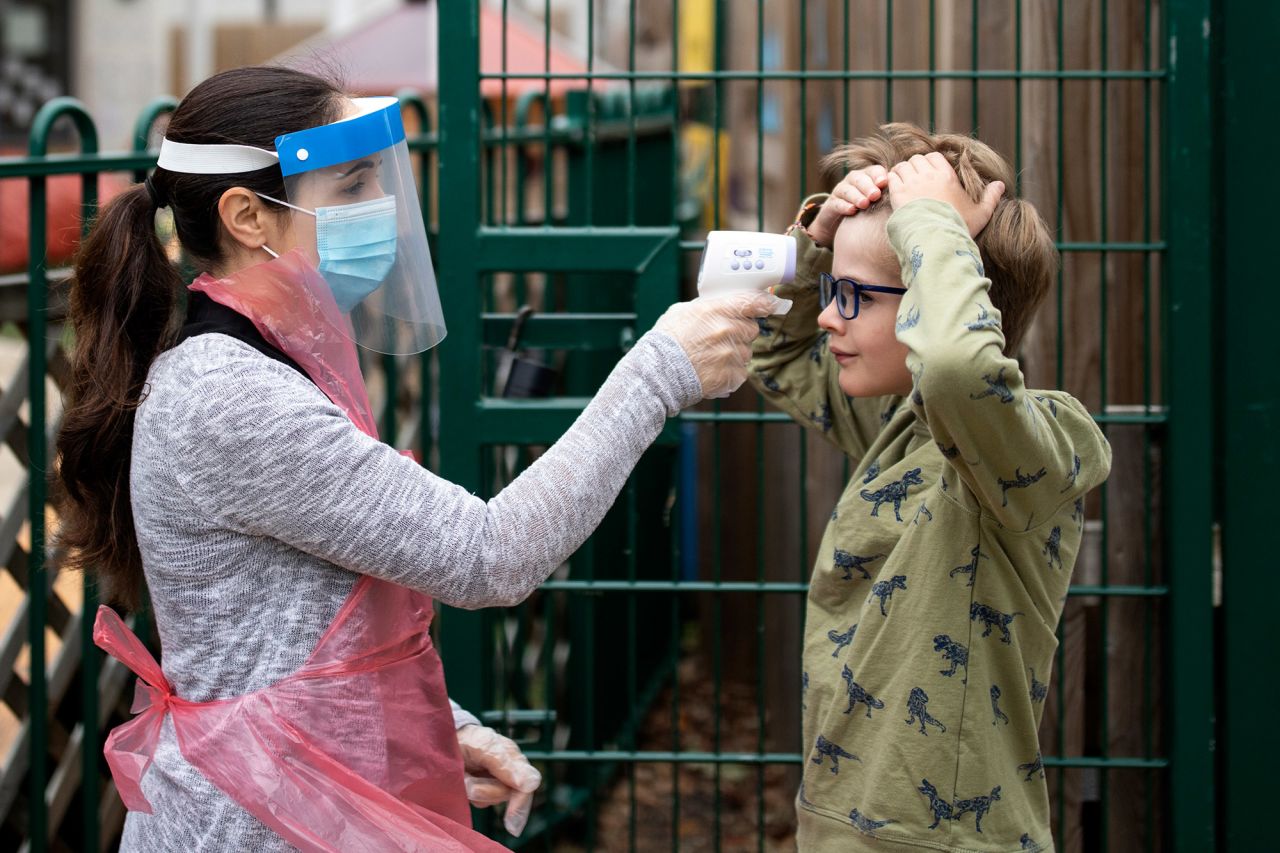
[434,0,1215,850]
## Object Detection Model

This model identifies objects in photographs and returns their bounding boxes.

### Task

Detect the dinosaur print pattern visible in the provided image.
[919,779,1003,834]
[1021,834,1036,850]
[950,544,987,587]
[904,686,946,735]
[1062,454,1081,492]
[808,331,828,363]
[936,441,961,460]
[827,624,856,657]
[755,369,782,393]
[908,246,924,283]
[971,601,1023,644]
[912,501,933,525]
[910,363,925,406]
[880,403,897,425]
[1018,752,1045,781]
[956,248,985,277]
[809,402,833,432]
[896,304,921,332]
[953,786,1002,833]
[860,467,924,522]
[868,575,907,616]
[970,366,1016,404]
[933,634,969,683]
[1043,526,1062,569]
[811,734,860,774]
[918,779,955,830]
[841,665,885,718]
[849,808,896,836]
[833,549,883,581]
[1028,668,1048,704]
[997,465,1048,507]
[966,303,1000,331]
[1072,497,1085,529]
[991,685,1010,726]
[863,458,881,484]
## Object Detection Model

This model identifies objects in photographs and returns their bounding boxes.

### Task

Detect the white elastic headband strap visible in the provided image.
[156,138,280,174]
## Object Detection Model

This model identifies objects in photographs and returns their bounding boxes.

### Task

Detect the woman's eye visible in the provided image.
[342,181,366,197]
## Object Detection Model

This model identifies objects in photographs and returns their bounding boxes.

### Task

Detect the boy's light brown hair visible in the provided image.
[821,122,1058,356]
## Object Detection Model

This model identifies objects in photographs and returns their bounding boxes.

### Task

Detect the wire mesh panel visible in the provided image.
[436,0,1213,850]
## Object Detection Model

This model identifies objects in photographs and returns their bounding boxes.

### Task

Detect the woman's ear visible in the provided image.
[217,187,273,251]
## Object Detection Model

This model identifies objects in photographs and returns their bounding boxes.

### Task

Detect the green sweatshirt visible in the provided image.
[750,199,1111,852]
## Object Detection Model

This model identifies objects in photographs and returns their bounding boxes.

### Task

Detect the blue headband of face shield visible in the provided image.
[259,193,398,312]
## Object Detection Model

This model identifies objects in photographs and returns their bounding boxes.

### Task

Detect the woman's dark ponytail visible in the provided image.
[55,184,182,610]
[54,66,343,610]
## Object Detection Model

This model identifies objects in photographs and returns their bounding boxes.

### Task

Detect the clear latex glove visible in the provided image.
[654,289,790,399]
[455,724,542,837]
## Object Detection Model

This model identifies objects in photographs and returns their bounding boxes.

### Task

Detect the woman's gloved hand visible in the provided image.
[455,724,542,837]
[654,290,789,399]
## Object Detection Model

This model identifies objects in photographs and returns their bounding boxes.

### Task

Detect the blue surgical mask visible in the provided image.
[258,193,399,312]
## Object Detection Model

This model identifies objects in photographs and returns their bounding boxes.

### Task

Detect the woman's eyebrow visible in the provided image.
[334,157,380,178]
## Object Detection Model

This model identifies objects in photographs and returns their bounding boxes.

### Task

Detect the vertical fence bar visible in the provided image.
[884,1,894,120]
[1163,0,1216,849]
[1141,2,1157,848]
[711,2,726,846]
[970,0,980,131]
[436,0,487,720]
[1098,3,1112,848]
[25,123,50,853]
[25,97,98,853]
[1014,0,1023,190]
[1220,1,1279,848]
[77,106,102,853]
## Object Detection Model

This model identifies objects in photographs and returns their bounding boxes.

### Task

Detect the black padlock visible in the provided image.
[502,305,557,398]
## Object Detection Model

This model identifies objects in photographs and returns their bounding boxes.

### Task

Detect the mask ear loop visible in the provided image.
[256,192,317,218]
[257,193,309,262]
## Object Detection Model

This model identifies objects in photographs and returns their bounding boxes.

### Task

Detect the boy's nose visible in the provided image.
[818,299,846,336]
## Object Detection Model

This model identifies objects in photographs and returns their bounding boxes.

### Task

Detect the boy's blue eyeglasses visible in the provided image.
[819,272,908,320]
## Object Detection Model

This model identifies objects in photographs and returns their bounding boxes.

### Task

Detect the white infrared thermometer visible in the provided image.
[696,231,797,298]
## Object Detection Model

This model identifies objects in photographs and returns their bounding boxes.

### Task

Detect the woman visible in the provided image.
[55,66,778,851]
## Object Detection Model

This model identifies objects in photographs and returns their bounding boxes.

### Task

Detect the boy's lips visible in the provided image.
[830,346,858,364]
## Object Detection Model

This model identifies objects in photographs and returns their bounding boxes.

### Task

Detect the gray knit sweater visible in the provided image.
[121,330,701,851]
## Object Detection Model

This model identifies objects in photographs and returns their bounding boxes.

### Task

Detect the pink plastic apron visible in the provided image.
[95,250,505,851]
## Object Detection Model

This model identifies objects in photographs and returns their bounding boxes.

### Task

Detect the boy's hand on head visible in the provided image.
[887,153,1005,237]
[808,165,890,248]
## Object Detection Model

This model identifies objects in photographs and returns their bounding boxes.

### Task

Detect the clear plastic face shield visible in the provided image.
[269,97,444,354]
[156,97,445,355]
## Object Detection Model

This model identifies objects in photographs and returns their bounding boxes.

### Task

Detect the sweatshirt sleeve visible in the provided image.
[171,331,702,609]
[886,199,1112,529]
[748,196,899,462]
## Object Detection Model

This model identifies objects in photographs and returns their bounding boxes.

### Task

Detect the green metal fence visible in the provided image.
[0,0,1228,849]
[435,0,1214,850]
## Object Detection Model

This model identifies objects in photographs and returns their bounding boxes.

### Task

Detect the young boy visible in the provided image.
[751,124,1111,851]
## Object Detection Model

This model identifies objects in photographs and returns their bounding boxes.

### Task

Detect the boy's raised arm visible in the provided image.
[748,197,895,462]
[886,163,1111,529]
